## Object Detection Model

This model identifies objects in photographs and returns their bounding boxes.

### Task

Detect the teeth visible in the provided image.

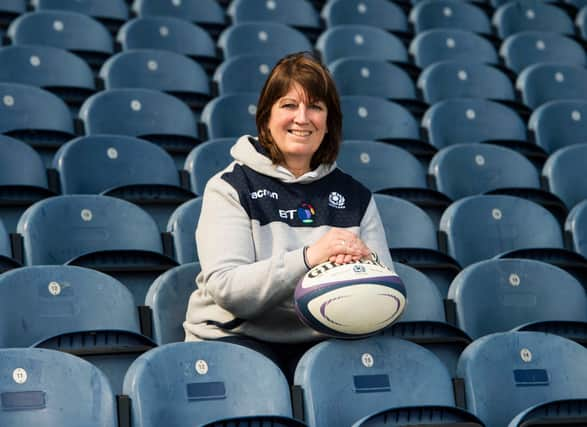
[290,130,311,136]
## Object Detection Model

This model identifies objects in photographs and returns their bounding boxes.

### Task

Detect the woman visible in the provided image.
[184,52,395,381]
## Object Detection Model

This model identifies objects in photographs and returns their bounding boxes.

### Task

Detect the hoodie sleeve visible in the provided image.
[360,196,395,271]
[195,174,308,319]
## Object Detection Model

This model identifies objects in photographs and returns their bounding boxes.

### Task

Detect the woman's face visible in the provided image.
[267,82,328,169]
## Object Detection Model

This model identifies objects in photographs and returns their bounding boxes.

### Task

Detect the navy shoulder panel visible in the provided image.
[221,165,372,227]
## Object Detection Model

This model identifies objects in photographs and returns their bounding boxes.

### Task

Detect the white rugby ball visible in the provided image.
[294,258,406,338]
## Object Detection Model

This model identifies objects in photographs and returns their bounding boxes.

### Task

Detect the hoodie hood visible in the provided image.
[230,135,337,184]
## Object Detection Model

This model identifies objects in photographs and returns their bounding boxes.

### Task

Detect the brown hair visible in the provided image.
[256,52,342,170]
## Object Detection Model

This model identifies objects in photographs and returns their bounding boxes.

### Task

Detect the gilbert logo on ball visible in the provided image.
[294,257,406,338]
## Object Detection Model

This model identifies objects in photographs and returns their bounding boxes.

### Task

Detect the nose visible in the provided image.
[294,104,309,124]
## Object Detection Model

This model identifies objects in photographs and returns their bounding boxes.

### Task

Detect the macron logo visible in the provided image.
[251,189,279,200]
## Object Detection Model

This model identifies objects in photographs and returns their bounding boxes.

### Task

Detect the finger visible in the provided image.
[335,254,345,265]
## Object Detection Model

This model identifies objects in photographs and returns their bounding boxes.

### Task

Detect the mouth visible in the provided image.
[288,129,312,137]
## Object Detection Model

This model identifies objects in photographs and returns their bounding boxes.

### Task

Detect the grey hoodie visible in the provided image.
[184,135,394,343]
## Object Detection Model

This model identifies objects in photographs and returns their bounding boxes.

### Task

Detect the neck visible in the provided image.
[282,158,311,178]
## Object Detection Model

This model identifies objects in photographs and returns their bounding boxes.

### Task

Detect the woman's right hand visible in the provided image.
[305,228,371,267]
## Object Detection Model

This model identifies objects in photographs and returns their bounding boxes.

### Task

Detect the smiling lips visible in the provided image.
[289,129,313,137]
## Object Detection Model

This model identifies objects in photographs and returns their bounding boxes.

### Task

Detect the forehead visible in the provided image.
[276,82,324,104]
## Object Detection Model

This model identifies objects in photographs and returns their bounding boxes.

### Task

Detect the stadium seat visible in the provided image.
[429,144,566,223]
[422,98,546,166]
[493,0,575,38]
[317,25,409,68]
[294,335,481,427]
[145,262,200,344]
[329,58,425,115]
[131,0,227,38]
[409,0,492,35]
[457,331,587,427]
[0,135,55,233]
[417,61,516,105]
[16,195,178,304]
[409,28,499,69]
[340,96,434,164]
[448,258,587,341]
[0,347,117,426]
[166,197,202,264]
[518,63,587,110]
[383,262,472,376]
[213,54,280,95]
[184,138,233,196]
[79,88,200,167]
[7,11,114,72]
[200,93,258,140]
[439,195,565,268]
[116,17,219,75]
[543,144,587,210]
[0,0,25,29]
[500,31,586,74]
[321,0,410,40]
[529,100,587,154]
[374,194,461,297]
[566,199,587,258]
[508,398,587,426]
[577,5,587,40]
[0,82,75,166]
[218,22,312,59]
[338,141,450,224]
[100,49,211,113]
[122,341,302,426]
[53,135,194,230]
[0,218,19,272]
[0,45,95,111]
[227,0,322,41]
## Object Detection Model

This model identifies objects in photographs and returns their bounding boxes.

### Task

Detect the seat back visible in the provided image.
[429,144,540,200]
[448,259,587,339]
[321,0,409,33]
[543,144,587,209]
[145,262,200,344]
[213,54,280,95]
[294,335,456,426]
[410,0,492,34]
[33,0,129,23]
[184,138,234,196]
[123,341,294,427]
[394,262,446,322]
[439,195,563,267]
[166,198,203,264]
[566,200,587,257]
[0,348,117,426]
[493,1,575,38]
[530,99,587,154]
[17,194,164,265]
[228,0,321,34]
[457,331,587,427]
[200,93,258,140]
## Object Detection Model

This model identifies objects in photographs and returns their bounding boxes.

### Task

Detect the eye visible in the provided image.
[281,103,297,109]
[310,102,325,111]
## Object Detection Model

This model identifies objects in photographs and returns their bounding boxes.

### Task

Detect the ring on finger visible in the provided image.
[340,239,346,247]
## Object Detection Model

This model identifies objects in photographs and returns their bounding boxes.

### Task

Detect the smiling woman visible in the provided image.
[184,52,399,383]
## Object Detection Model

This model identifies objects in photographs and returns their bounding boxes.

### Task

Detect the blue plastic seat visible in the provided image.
[200,93,258,140]
[340,95,433,163]
[100,49,211,113]
[145,262,200,344]
[218,22,312,59]
[317,25,409,66]
[295,335,478,427]
[374,194,461,296]
[321,0,410,38]
[79,88,199,167]
[0,135,55,233]
[410,0,492,35]
[577,5,587,40]
[493,0,575,38]
[0,347,117,426]
[517,63,587,110]
[53,135,194,230]
[439,195,565,268]
[0,218,19,272]
[410,28,499,69]
[131,0,227,38]
[123,341,301,426]
[116,17,219,75]
[418,60,516,104]
[508,398,587,427]
[500,31,586,74]
[213,54,280,95]
[0,45,95,111]
[17,195,178,304]
[184,138,234,196]
[0,82,75,166]
[0,0,26,28]
[166,198,203,264]
[448,259,587,340]
[566,200,587,258]
[7,11,114,72]
[529,100,587,154]
[227,0,322,41]
[457,331,587,427]
[543,144,587,210]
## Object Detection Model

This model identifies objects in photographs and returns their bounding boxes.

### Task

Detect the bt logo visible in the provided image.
[279,202,315,224]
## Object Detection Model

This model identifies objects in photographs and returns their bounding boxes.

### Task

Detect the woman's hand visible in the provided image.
[305,228,372,267]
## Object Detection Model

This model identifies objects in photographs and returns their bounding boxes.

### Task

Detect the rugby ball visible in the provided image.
[294,258,406,338]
